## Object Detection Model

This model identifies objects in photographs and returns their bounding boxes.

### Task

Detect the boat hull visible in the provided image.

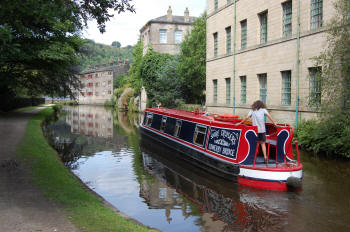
[140,124,240,180]
[238,166,303,191]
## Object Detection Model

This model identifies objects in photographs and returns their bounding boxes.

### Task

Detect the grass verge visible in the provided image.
[17,107,156,232]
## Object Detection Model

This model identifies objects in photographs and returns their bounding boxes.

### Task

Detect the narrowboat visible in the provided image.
[140,107,302,191]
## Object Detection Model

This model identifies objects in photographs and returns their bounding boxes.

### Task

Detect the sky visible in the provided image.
[83,0,206,47]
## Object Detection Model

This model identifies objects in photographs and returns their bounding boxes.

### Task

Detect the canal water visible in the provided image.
[43,105,350,232]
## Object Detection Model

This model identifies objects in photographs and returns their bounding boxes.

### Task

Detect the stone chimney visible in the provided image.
[184,7,189,22]
[167,6,172,22]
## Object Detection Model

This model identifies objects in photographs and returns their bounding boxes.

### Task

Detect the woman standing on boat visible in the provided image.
[238,100,276,163]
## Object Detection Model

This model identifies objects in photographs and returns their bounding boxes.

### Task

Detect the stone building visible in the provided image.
[140,6,197,55]
[206,0,336,126]
[76,60,129,105]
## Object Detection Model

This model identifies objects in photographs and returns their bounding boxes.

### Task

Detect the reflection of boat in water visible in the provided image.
[140,136,288,231]
[140,108,302,190]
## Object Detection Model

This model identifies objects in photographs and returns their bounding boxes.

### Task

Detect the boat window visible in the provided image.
[145,113,153,127]
[160,116,167,132]
[193,125,207,146]
[174,120,182,137]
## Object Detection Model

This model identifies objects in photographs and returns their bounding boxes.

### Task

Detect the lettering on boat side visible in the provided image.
[207,127,241,159]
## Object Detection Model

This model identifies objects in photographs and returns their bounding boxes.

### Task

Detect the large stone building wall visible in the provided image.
[206,0,336,126]
[140,6,197,55]
[76,61,129,105]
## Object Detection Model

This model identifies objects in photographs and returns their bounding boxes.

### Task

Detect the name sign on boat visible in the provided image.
[207,127,241,159]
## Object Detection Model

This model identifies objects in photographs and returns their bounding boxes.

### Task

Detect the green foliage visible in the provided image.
[140,49,179,107]
[104,99,114,107]
[316,0,350,113]
[152,57,184,108]
[128,39,144,92]
[114,84,130,98]
[0,0,134,104]
[178,104,202,111]
[113,74,129,89]
[296,110,350,158]
[178,13,206,104]
[128,96,138,112]
[111,41,121,48]
[52,105,62,114]
[80,39,133,70]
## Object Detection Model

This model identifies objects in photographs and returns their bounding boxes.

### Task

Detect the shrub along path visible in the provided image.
[0,106,79,231]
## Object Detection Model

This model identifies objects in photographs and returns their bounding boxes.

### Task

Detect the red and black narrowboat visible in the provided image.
[140,107,302,191]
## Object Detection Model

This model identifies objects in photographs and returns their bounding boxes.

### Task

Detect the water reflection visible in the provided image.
[66,105,114,138]
[140,137,288,231]
[43,105,350,232]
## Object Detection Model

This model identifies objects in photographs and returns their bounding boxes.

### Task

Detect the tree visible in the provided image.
[0,0,135,106]
[153,57,184,108]
[316,0,350,113]
[79,39,133,70]
[140,49,173,105]
[112,41,121,48]
[178,13,206,104]
[128,39,144,92]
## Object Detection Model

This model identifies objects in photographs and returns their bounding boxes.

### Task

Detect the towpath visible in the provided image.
[0,106,79,232]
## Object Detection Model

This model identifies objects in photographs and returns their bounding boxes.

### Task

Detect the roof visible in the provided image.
[140,15,197,32]
[153,15,197,24]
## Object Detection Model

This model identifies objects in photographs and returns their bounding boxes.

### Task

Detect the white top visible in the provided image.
[248,108,268,133]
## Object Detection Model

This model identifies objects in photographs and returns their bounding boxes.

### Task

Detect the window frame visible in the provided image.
[310,0,323,30]
[174,120,182,137]
[281,70,292,105]
[240,19,247,49]
[145,113,153,127]
[213,32,218,57]
[259,11,268,44]
[193,125,207,146]
[225,26,231,54]
[309,67,322,106]
[159,29,167,43]
[160,116,167,132]
[213,79,218,104]
[174,30,183,44]
[282,1,292,37]
[240,76,247,104]
[225,77,231,105]
[258,73,267,103]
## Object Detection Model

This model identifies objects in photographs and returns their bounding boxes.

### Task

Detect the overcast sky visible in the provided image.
[83,0,206,47]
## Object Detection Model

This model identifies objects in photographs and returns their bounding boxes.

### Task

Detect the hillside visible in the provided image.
[80,39,134,70]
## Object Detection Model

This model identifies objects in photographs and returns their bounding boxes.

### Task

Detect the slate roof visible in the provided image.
[152,15,197,24]
[140,14,197,33]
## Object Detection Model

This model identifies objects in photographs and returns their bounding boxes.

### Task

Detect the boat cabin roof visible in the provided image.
[146,107,291,133]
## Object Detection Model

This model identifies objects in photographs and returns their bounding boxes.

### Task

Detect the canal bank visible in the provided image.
[0,106,156,232]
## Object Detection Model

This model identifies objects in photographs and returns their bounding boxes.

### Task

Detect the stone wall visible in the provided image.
[206,0,335,126]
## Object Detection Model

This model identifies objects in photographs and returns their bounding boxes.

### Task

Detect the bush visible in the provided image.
[296,110,350,158]
[104,99,114,107]
[52,104,62,114]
